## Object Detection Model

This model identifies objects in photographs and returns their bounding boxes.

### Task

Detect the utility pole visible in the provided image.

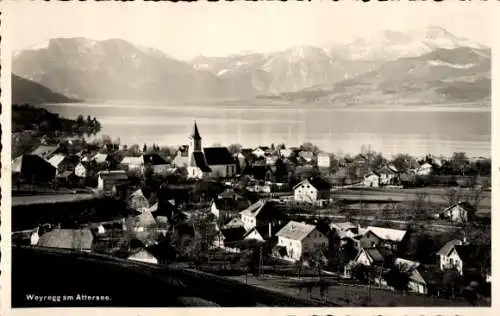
[259,246,264,279]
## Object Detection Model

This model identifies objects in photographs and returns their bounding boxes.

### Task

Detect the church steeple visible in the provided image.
[190,121,202,152]
[192,121,201,141]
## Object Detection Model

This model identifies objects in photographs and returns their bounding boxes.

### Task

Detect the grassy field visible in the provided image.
[12,193,98,207]
[334,187,491,215]
[227,274,477,307]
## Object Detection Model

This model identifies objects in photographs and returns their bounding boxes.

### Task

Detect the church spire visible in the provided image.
[192,121,201,140]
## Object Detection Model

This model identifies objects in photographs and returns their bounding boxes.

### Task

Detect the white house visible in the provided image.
[317,153,331,168]
[213,227,247,253]
[393,258,427,295]
[436,239,464,272]
[242,223,274,242]
[279,148,293,158]
[274,221,328,262]
[293,177,331,204]
[416,162,433,176]
[363,171,380,188]
[239,199,287,231]
[74,162,95,178]
[376,165,399,185]
[97,170,129,192]
[48,154,75,175]
[437,202,476,223]
[252,147,270,158]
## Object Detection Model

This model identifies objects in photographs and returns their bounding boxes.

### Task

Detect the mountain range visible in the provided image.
[12,26,491,105]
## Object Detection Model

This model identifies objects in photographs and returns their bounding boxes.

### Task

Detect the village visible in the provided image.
[11,122,492,306]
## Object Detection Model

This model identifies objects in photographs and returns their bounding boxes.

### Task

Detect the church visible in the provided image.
[172,122,237,179]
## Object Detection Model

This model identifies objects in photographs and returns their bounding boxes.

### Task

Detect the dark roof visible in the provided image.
[293,177,331,191]
[203,147,235,165]
[364,247,394,265]
[192,122,202,140]
[220,227,247,243]
[143,154,168,165]
[239,200,287,221]
[214,198,249,212]
[191,152,211,172]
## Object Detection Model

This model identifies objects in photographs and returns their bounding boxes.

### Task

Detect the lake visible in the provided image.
[42,102,491,158]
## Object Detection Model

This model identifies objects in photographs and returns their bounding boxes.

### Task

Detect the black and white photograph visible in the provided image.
[3,1,493,308]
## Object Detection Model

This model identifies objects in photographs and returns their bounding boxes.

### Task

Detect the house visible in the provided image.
[353,247,394,268]
[359,226,407,251]
[127,188,157,213]
[252,146,270,158]
[393,258,427,294]
[74,161,97,178]
[92,153,118,169]
[317,153,330,168]
[12,154,56,184]
[416,162,433,176]
[30,145,62,160]
[221,217,246,230]
[293,177,331,205]
[279,148,293,159]
[97,170,129,192]
[127,248,159,265]
[274,221,328,262]
[37,229,94,252]
[48,154,76,175]
[436,239,464,271]
[121,154,170,175]
[210,197,250,220]
[172,122,236,179]
[376,165,399,185]
[239,199,288,231]
[243,222,278,243]
[265,155,279,166]
[330,167,355,186]
[363,171,380,188]
[213,226,247,253]
[437,201,476,223]
[299,151,314,163]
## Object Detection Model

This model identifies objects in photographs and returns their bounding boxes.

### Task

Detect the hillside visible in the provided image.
[276,47,491,105]
[12,26,490,104]
[12,74,79,104]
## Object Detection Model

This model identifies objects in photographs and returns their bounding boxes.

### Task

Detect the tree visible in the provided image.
[450,152,469,176]
[228,143,242,155]
[392,154,415,173]
[143,143,148,153]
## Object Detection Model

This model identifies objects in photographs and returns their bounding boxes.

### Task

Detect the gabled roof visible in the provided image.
[222,217,245,229]
[275,221,318,241]
[394,257,420,273]
[127,248,158,263]
[239,199,285,220]
[361,247,394,265]
[31,145,60,159]
[203,147,235,165]
[190,152,211,172]
[93,153,109,163]
[377,165,398,175]
[97,170,128,180]
[121,156,143,165]
[48,154,69,168]
[243,225,275,240]
[213,197,249,212]
[364,170,380,178]
[366,226,407,243]
[436,239,463,256]
[442,201,477,214]
[293,177,331,191]
[134,212,157,228]
[330,221,357,231]
[38,229,94,250]
[219,227,247,243]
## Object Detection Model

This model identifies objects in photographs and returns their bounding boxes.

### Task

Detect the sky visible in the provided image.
[4,1,494,61]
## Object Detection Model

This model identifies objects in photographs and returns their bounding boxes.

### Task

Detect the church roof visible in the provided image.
[204,147,235,165]
[190,152,211,172]
[192,122,202,140]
